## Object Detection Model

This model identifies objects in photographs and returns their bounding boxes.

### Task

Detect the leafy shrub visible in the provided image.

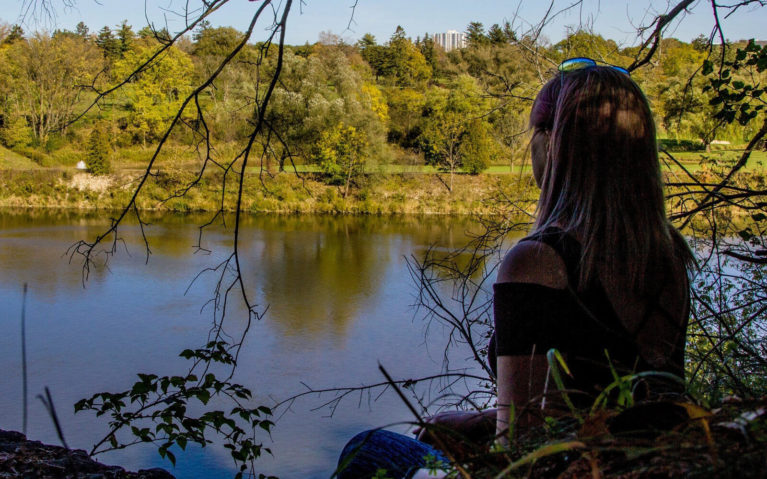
[16,147,54,167]
[658,138,705,152]
[0,115,33,148]
[44,134,66,152]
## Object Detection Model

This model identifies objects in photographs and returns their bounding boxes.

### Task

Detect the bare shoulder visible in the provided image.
[496,240,568,289]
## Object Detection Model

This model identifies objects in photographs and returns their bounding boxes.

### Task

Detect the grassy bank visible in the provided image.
[2,142,765,216]
[0,165,540,216]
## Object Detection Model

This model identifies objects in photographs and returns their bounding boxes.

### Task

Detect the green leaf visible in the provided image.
[179,349,195,359]
[130,381,151,396]
[74,399,88,412]
[138,373,157,383]
[196,389,211,405]
[702,59,713,75]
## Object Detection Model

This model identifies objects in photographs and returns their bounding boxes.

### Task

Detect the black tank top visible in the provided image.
[488,227,687,397]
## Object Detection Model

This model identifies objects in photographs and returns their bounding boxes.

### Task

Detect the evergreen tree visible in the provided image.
[117,21,134,57]
[357,33,376,49]
[466,22,488,48]
[95,26,120,59]
[137,26,170,43]
[391,25,406,43]
[87,126,112,175]
[692,34,709,52]
[419,33,436,70]
[2,25,24,45]
[388,26,432,87]
[75,21,89,38]
[502,21,517,42]
[193,20,211,43]
[488,24,506,45]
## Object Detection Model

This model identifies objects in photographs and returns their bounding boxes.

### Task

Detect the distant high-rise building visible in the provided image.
[434,30,466,52]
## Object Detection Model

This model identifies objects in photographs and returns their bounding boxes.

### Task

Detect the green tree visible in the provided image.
[387,27,431,87]
[95,26,120,59]
[266,47,386,172]
[419,75,494,190]
[1,25,24,46]
[418,33,437,71]
[551,29,624,64]
[86,125,112,175]
[466,21,488,48]
[75,21,89,38]
[0,32,103,143]
[459,119,494,174]
[357,33,377,50]
[316,122,368,197]
[113,41,194,145]
[137,25,170,43]
[691,34,709,52]
[0,113,33,148]
[117,21,134,56]
[361,26,432,86]
[192,25,241,57]
[487,23,506,45]
[384,87,425,148]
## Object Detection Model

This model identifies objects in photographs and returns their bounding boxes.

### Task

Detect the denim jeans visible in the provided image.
[335,429,449,479]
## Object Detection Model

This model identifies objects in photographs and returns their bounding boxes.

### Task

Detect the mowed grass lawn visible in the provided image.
[3,145,765,176]
[0,145,41,170]
[263,151,767,175]
[660,149,767,173]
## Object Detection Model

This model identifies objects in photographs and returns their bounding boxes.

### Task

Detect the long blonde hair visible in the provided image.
[529,67,692,294]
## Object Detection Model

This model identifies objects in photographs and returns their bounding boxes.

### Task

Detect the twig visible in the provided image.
[37,387,69,450]
[21,283,28,436]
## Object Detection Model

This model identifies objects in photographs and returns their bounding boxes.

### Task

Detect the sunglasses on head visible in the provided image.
[558,57,630,76]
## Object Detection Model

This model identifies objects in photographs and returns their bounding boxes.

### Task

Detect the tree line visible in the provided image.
[0,20,761,189]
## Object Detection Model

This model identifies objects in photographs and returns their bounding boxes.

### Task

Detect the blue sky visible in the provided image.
[1,0,764,45]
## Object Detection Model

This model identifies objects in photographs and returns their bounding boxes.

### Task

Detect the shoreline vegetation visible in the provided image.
[0,22,763,222]
[1,147,764,217]
[0,161,539,216]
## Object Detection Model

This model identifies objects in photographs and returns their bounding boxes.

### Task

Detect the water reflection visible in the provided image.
[0,211,490,478]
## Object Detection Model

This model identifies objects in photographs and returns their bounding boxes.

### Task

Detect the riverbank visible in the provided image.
[0,168,539,216]
[0,429,174,478]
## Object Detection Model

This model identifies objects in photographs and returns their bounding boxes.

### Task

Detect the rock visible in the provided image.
[0,429,175,478]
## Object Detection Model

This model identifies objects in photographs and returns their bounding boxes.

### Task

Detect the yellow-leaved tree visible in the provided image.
[113,40,194,146]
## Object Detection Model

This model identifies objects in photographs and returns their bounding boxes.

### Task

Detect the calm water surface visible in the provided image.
[0,211,494,478]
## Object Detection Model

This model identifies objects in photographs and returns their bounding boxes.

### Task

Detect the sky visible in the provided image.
[0,0,765,46]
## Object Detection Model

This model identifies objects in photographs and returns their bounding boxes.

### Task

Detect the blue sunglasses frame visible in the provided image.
[558,57,630,76]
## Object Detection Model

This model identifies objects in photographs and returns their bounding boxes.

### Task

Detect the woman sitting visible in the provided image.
[336,58,694,478]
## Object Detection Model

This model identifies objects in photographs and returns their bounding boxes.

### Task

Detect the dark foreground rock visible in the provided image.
[0,430,174,479]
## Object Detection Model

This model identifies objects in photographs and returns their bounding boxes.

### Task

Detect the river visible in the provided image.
[0,210,500,478]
